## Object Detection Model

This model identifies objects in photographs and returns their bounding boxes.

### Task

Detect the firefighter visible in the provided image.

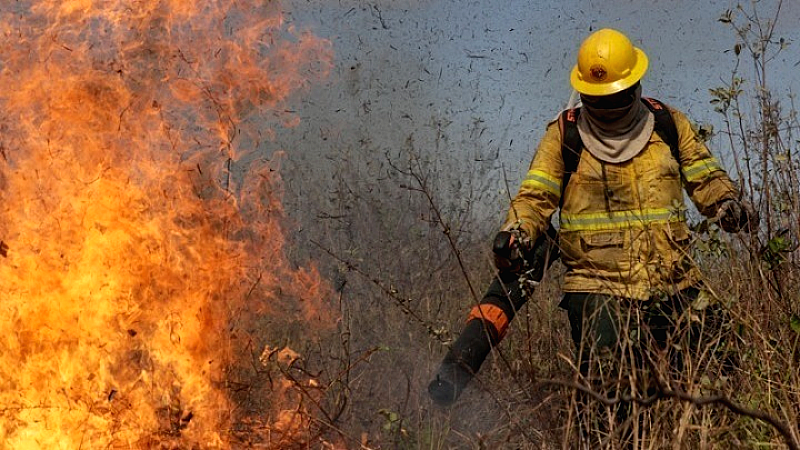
[494,28,757,445]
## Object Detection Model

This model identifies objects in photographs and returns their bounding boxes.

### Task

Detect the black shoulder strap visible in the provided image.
[641,97,680,164]
[558,107,582,207]
[558,97,681,206]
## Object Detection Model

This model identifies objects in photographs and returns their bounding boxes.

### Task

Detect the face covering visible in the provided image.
[577,83,654,163]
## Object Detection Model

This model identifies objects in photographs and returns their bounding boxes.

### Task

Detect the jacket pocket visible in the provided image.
[560,230,631,273]
[582,231,626,248]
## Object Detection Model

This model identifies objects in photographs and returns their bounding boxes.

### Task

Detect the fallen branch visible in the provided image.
[539,378,799,450]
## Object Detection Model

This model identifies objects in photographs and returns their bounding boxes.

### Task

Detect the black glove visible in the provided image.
[492,223,560,277]
[492,229,528,272]
[718,199,758,233]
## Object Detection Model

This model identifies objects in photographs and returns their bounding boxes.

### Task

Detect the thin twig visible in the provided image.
[310,239,449,343]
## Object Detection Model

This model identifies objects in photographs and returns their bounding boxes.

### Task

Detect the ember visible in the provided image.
[0,1,332,448]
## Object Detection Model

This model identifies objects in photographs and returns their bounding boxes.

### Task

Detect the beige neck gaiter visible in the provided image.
[577,84,654,163]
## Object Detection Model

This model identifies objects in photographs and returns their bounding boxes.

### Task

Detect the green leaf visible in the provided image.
[790,315,800,335]
[768,236,788,253]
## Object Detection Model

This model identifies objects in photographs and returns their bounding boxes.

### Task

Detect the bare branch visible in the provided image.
[538,378,800,450]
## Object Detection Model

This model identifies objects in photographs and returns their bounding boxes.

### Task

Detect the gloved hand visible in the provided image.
[492,226,529,272]
[718,199,758,233]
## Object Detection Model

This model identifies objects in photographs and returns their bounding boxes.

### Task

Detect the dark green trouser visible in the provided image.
[560,288,701,377]
[559,288,729,446]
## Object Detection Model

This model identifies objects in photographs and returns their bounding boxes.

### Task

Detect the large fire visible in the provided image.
[0,1,332,447]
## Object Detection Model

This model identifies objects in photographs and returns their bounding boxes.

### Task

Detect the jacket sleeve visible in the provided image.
[502,121,564,241]
[671,107,738,217]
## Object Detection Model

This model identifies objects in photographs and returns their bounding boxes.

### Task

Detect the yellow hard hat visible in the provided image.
[570,29,648,96]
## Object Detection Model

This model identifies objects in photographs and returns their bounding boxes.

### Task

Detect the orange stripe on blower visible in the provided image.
[467,304,510,340]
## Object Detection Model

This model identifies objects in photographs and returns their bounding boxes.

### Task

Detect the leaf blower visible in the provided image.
[428,222,559,406]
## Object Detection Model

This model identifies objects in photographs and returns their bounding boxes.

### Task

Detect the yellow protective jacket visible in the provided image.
[505,104,737,300]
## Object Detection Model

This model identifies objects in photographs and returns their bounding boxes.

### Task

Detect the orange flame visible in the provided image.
[0,1,333,447]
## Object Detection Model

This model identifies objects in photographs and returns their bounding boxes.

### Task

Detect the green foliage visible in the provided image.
[791,315,800,335]
[761,233,795,271]
[691,221,729,259]
[709,77,744,114]
[379,408,404,433]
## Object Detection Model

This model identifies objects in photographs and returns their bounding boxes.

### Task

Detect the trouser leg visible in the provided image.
[657,288,738,381]
[562,293,626,448]
[561,288,711,448]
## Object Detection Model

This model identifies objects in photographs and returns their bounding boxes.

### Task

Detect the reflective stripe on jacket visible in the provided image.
[505,106,737,299]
